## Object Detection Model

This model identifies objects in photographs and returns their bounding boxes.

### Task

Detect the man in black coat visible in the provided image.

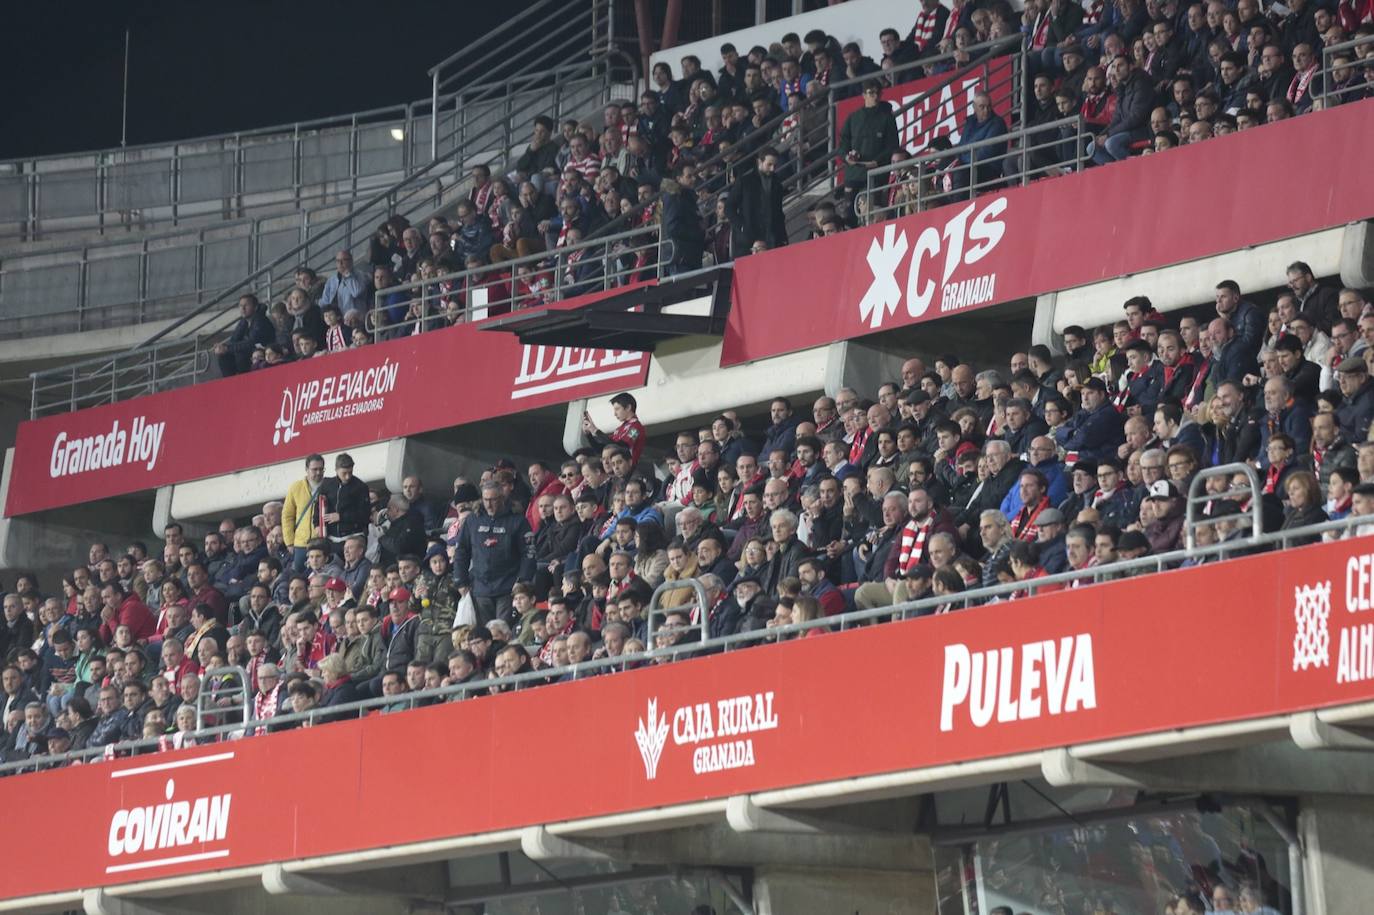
[214,294,275,377]
[726,146,788,256]
[319,453,371,551]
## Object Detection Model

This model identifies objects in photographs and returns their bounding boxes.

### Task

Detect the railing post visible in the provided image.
[349,114,360,201]
[138,238,149,325]
[431,73,440,162]
[77,247,89,333]
[171,143,182,225]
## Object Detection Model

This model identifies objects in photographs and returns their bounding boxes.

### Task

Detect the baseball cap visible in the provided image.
[1146,480,1181,500]
[387,587,412,603]
[452,482,480,503]
[1083,377,1109,392]
[904,389,930,405]
[324,577,348,593]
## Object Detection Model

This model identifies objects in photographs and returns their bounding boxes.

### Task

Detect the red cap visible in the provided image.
[388,587,412,603]
[325,577,348,593]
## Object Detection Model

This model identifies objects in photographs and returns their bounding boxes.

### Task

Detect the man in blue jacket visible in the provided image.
[954,93,1009,191]
[453,481,535,626]
[1056,378,1126,460]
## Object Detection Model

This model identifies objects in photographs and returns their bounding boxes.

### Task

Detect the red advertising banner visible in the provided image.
[1,534,1373,901]
[724,98,1374,367]
[833,56,1016,156]
[6,288,653,517]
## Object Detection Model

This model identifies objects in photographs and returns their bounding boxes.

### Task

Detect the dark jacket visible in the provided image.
[221,306,276,370]
[763,536,809,595]
[378,509,427,567]
[837,102,900,187]
[1338,378,1374,443]
[215,544,268,602]
[726,170,788,254]
[1106,67,1154,137]
[319,475,371,541]
[1056,403,1125,461]
[453,504,536,598]
[659,178,705,269]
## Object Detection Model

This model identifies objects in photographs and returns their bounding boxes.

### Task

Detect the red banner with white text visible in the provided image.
[0,535,1372,901]
[834,56,1016,156]
[726,98,1374,366]
[5,288,653,517]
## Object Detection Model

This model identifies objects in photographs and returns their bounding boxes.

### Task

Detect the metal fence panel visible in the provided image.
[84,254,141,310]
[105,159,172,212]
[201,236,252,291]
[178,148,236,204]
[36,170,97,219]
[0,263,80,319]
[299,133,352,186]
[145,246,198,300]
[356,124,406,178]
[240,139,295,195]
[0,176,26,224]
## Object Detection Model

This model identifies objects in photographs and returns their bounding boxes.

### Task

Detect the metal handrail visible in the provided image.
[369,224,669,337]
[584,35,1023,250]
[859,115,1086,223]
[1316,33,1374,108]
[645,577,710,649]
[1184,461,1264,550]
[28,57,621,416]
[5,509,1369,777]
[0,0,611,243]
[194,665,251,731]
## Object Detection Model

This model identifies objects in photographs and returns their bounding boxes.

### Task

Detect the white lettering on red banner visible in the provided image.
[512,346,645,400]
[104,753,236,875]
[940,633,1096,732]
[896,73,986,154]
[272,359,401,446]
[635,692,778,779]
[49,416,165,478]
[859,197,1006,330]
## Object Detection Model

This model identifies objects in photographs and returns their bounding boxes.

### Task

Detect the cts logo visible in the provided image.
[858,197,1007,329]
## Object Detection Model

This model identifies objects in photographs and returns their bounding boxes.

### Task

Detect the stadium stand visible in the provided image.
[2,0,1374,912]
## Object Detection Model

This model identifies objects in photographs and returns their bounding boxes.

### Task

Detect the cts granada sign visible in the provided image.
[723,98,1374,366]
[7,536,1374,902]
[7,289,651,516]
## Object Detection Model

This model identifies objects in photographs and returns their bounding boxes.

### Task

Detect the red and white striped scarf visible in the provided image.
[911,6,944,51]
[898,516,934,572]
[1011,496,1049,541]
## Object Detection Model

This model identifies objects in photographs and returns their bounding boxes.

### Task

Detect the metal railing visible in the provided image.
[0,0,612,243]
[1184,462,1264,550]
[4,509,1369,777]
[369,224,671,337]
[29,57,626,417]
[584,35,1024,260]
[859,115,1086,223]
[26,33,1018,415]
[1316,33,1374,108]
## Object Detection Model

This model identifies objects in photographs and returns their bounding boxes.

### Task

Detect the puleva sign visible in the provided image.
[7,535,1374,902]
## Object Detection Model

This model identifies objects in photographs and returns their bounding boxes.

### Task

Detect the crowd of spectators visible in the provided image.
[9,257,1374,773]
[209,0,1372,379]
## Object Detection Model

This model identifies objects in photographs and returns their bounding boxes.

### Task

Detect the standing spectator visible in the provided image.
[582,393,647,468]
[319,453,369,553]
[319,250,369,320]
[214,295,275,378]
[726,146,788,256]
[838,80,900,218]
[282,454,327,572]
[453,481,535,626]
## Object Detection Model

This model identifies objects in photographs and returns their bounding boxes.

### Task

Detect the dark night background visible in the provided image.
[0,0,546,159]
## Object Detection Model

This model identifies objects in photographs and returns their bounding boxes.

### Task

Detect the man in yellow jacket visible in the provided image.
[281,453,327,572]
